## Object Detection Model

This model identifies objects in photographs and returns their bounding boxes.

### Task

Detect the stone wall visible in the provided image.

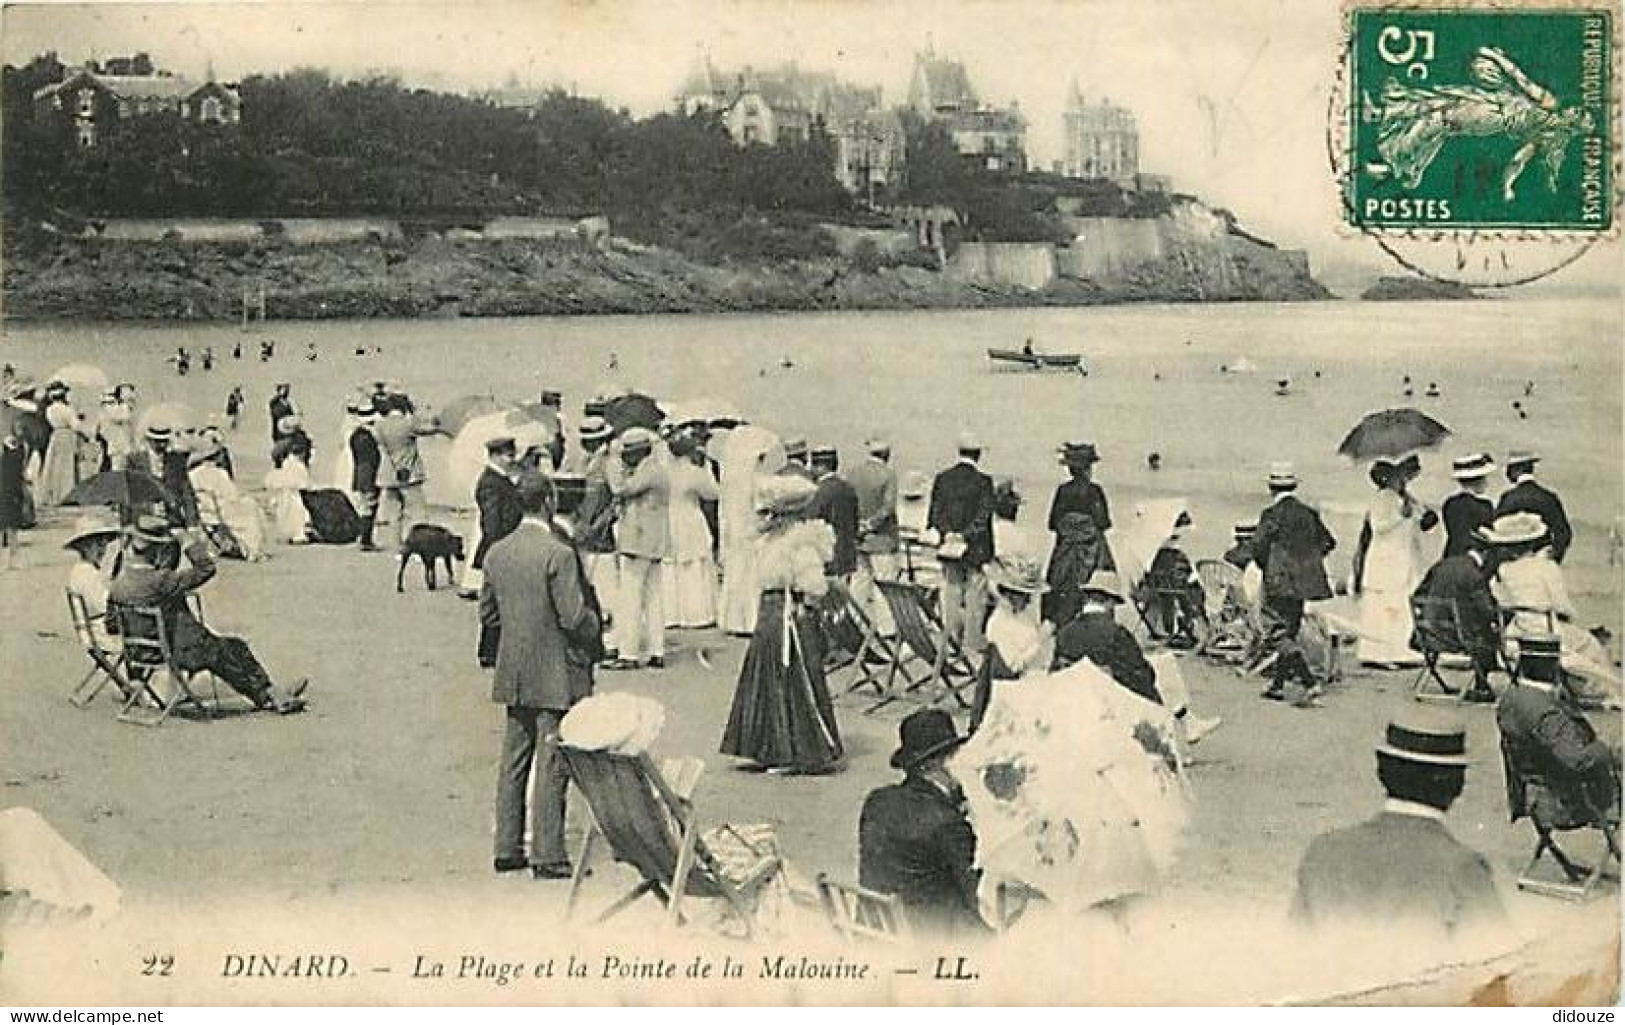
[946,242,1057,290]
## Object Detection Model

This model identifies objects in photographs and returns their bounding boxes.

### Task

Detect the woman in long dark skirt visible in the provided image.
[720,474,843,774]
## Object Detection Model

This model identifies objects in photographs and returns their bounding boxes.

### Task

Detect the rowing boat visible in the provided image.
[987,348,1084,370]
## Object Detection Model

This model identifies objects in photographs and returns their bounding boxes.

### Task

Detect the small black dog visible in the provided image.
[398,524,465,593]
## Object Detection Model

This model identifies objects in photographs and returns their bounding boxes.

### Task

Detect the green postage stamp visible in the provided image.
[1346,5,1615,231]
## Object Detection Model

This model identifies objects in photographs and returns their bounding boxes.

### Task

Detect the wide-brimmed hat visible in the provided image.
[1375,707,1468,767]
[1451,452,1495,481]
[890,708,965,770]
[144,424,173,444]
[782,436,808,460]
[1058,440,1100,467]
[986,552,1050,595]
[1477,511,1548,546]
[755,474,817,516]
[126,514,173,547]
[901,472,930,500]
[1267,462,1299,489]
[1234,521,1257,537]
[810,443,837,465]
[1506,449,1540,468]
[578,416,612,443]
[62,514,122,550]
[1081,570,1124,603]
[620,427,655,453]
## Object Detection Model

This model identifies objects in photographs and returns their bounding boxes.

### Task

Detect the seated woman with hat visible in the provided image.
[1483,512,1621,708]
[970,550,1055,732]
[188,436,269,561]
[63,514,125,650]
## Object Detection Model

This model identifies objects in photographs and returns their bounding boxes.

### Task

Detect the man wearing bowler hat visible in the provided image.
[928,432,996,658]
[1496,450,1572,563]
[1442,453,1496,559]
[859,708,989,937]
[1291,707,1506,938]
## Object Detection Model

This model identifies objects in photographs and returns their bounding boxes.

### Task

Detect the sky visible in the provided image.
[3,0,1620,287]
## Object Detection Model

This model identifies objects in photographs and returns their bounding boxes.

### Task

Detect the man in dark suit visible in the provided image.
[108,516,308,714]
[463,435,521,598]
[268,383,295,446]
[859,708,990,938]
[1252,463,1336,705]
[1441,453,1496,559]
[1291,708,1507,939]
[1496,635,1621,840]
[348,401,382,552]
[927,433,995,657]
[1496,450,1572,563]
[479,472,601,879]
[807,444,860,581]
[1412,547,1501,702]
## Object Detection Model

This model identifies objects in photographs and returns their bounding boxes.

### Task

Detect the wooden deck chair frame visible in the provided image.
[832,585,906,704]
[1518,819,1621,901]
[66,589,136,710]
[1408,595,1476,704]
[558,746,780,937]
[869,579,978,715]
[1499,605,1559,686]
[1193,559,1254,660]
[815,874,912,945]
[111,601,221,726]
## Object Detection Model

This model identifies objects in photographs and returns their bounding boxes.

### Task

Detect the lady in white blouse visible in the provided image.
[971,549,1055,731]
[190,441,270,561]
[663,431,720,628]
[719,474,843,774]
[1484,512,1620,707]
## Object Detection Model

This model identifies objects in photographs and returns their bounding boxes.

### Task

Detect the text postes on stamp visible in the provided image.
[1346,6,1614,232]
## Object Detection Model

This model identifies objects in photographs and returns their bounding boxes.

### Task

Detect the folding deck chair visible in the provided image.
[558,746,781,936]
[869,579,979,716]
[815,874,912,946]
[1499,730,1621,901]
[1408,595,1492,703]
[66,589,136,711]
[110,602,222,726]
[830,584,906,705]
[1193,559,1255,661]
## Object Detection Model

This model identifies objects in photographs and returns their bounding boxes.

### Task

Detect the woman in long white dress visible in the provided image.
[190,446,270,560]
[1354,457,1433,667]
[37,391,84,506]
[263,448,312,544]
[1485,512,1621,708]
[717,425,786,636]
[663,432,720,628]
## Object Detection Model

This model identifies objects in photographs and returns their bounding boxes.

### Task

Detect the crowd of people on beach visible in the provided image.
[2,350,1619,946]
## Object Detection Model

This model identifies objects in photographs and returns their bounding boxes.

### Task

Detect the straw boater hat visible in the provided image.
[1081,570,1124,603]
[865,436,891,455]
[578,416,612,443]
[1234,521,1257,538]
[355,401,378,423]
[889,708,965,770]
[485,435,517,456]
[1506,449,1540,468]
[782,436,808,461]
[1267,462,1299,490]
[810,443,837,465]
[1375,706,1468,767]
[619,427,655,453]
[62,513,121,551]
[987,552,1050,595]
[755,474,816,517]
[956,431,982,455]
[1058,441,1100,467]
[144,424,173,444]
[1451,452,1495,481]
[1477,511,1548,547]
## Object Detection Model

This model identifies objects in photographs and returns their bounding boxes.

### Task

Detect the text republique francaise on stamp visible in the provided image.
[1346,4,1614,231]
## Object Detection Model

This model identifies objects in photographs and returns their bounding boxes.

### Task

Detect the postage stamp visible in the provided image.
[1345,5,1614,232]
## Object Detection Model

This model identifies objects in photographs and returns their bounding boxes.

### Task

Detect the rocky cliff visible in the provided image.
[1,213,1330,321]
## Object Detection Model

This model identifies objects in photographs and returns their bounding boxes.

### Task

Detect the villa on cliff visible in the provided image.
[675,59,905,196]
[32,58,242,149]
[906,48,1026,174]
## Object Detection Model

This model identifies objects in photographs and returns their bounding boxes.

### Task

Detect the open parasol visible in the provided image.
[137,401,199,437]
[435,394,504,437]
[602,393,665,435]
[47,364,110,397]
[445,409,560,506]
[950,661,1190,915]
[63,469,172,521]
[1338,408,1450,461]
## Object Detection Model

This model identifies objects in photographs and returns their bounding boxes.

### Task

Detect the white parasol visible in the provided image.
[445,409,559,505]
[950,661,1190,914]
[1107,496,1189,596]
[47,364,110,397]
